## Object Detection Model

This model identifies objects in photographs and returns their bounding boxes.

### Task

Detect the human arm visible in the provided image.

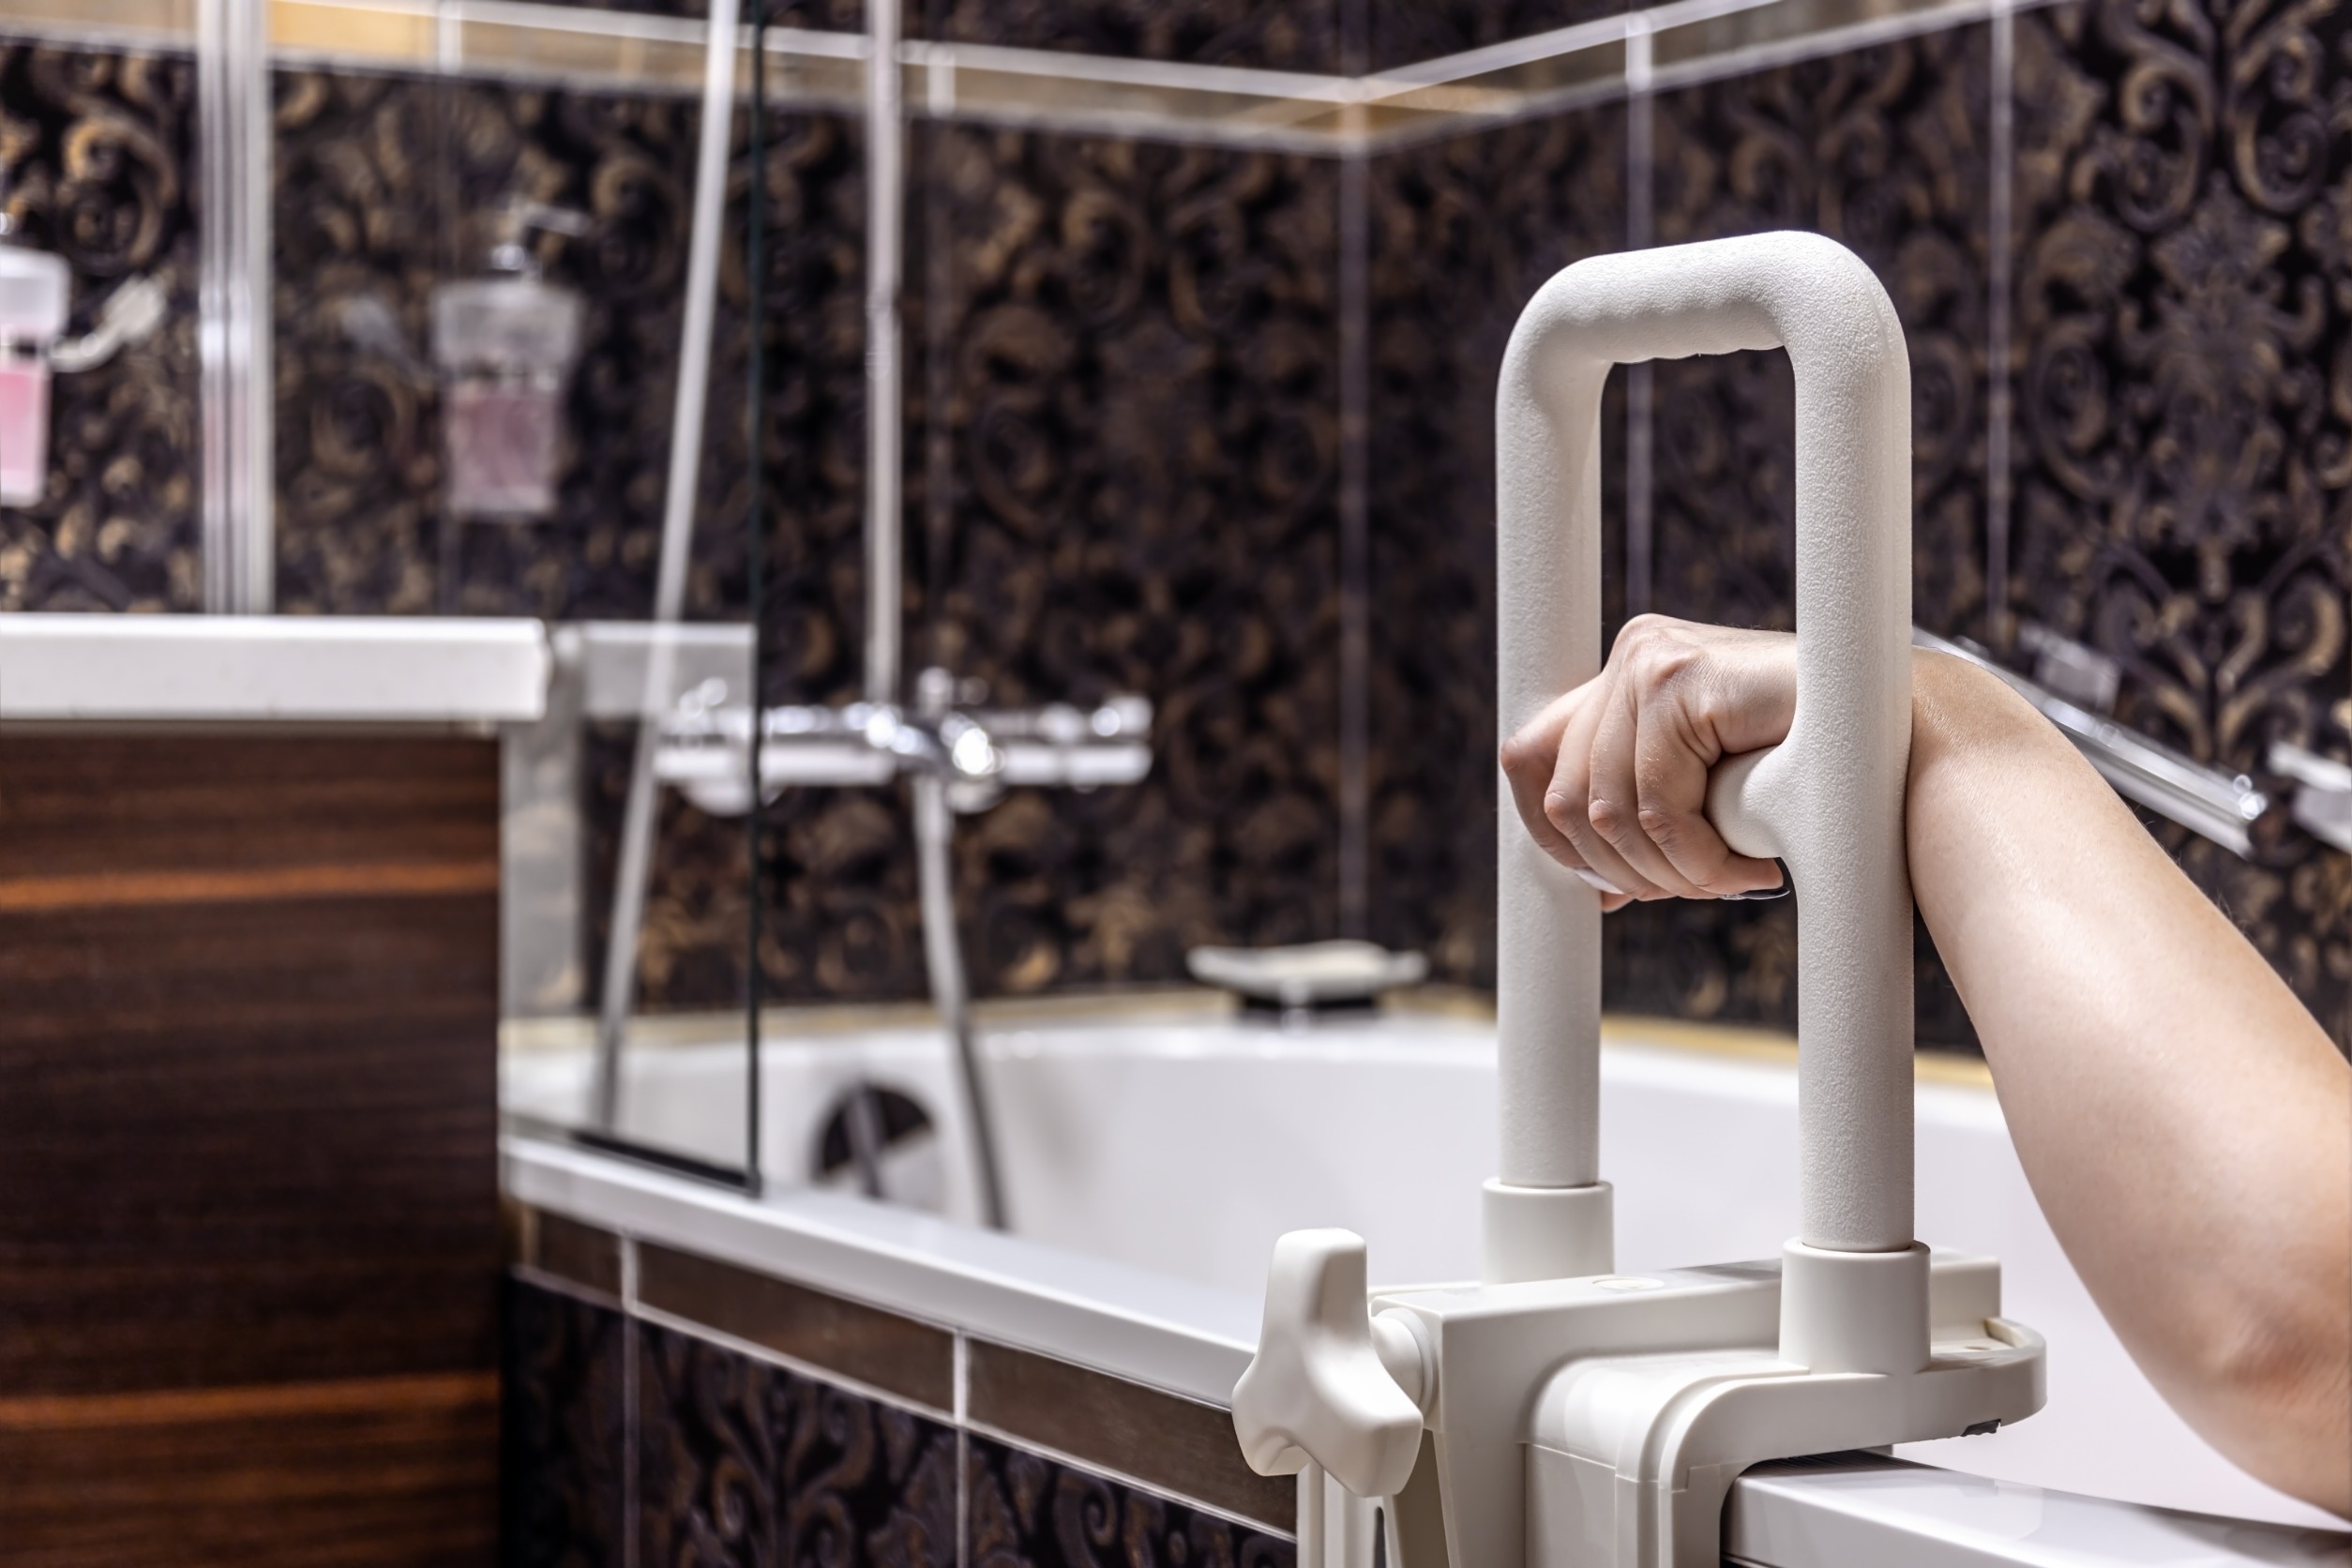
[1500,614,2352,1515]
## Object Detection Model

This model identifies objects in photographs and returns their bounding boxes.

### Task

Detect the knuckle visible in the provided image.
[1543,787,1587,836]
[1646,641,1702,691]
[1635,806,1683,848]
[1585,795,1634,845]
[1626,645,1699,702]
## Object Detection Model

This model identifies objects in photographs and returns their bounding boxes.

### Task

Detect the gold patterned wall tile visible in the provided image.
[270,68,715,620]
[605,102,882,1008]
[1651,22,1992,637]
[0,42,199,611]
[912,0,1347,74]
[636,1319,958,1568]
[271,70,445,615]
[1626,23,1993,1045]
[912,123,1347,991]
[906,0,1632,79]
[2012,0,2351,1045]
[1368,0,1625,73]
[1364,105,1628,983]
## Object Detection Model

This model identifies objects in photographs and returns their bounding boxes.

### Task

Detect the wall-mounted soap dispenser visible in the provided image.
[0,205,169,509]
[0,235,68,505]
[432,202,589,520]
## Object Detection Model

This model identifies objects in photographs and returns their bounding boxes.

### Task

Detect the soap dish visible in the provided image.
[1185,940,1428,1009]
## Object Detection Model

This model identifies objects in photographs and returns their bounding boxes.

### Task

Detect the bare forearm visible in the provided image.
[1907,653,2352,1514]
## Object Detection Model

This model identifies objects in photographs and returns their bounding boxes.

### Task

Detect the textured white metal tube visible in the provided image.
[1496,230,1915,1257]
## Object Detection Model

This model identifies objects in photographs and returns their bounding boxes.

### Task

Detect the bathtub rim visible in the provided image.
[503,1126,1261,1405]
[502,1128,2352,1565]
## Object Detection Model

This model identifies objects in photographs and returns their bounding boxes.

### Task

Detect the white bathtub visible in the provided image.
[502,994,2340,1531]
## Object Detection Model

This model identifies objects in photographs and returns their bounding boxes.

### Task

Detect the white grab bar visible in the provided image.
[1492,230,1915,1275]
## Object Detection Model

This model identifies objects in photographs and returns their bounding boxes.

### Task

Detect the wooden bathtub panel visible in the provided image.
[0,894,501,1394]
[0,732,502,884]
[0,733,503,1560]
[0,1372,499,1568]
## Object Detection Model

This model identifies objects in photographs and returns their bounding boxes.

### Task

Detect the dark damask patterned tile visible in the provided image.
[1651,22,1992,637]
[271,70,441,614]
[966,1434,1296,1568]
[1627,25,1992,1046]
[912,0,1343,73]
[909,125,1345,992]
[586,730,927,1009]
[694,108,866,689]
[273,70,712,620]
[2012,0,2351,1046]
[647,106,900,1007]
[915,0,1621,72]
[1367,0,1626,73]
[1364,105,1626,983]
[0,43,199,612]
[504,1276,626,1568]
[1598,882,1980,1048]
[626,106,875,1010]
[559,0,862,25]
[637,1319,958,1568]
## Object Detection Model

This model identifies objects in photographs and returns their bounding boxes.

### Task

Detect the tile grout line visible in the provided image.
[195,0,272,612]
[1623,22,1656,620]
[1336,0,1370,950]
[621,1231,641,1568]
[922,78,955,679]
[1337,148,1371,938]
[954,1330,970,1568]
[1984,0,2015,648]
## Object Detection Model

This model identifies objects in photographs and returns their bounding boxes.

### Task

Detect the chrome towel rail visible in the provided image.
[1912,627,2284,859]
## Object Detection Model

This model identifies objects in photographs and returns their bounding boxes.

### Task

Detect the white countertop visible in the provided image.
[0,613,550,724]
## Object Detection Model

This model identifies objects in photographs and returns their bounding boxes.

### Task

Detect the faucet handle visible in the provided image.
[1231,1229,1425,1499]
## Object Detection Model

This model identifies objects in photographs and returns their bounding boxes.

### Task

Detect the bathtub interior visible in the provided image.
[500,1001,2344,1532]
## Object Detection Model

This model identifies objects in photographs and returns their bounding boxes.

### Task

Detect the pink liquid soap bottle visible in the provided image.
[433,202,587,520]
[0,238,68,506]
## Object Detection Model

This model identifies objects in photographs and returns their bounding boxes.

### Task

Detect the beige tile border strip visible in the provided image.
[1604,1012,1996,1090]
[0,0,193,50]
[0,0,2016,149]
[505,988,1993,1087]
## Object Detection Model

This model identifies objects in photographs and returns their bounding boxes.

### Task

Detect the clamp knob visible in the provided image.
[1231,1229,1425,1499]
